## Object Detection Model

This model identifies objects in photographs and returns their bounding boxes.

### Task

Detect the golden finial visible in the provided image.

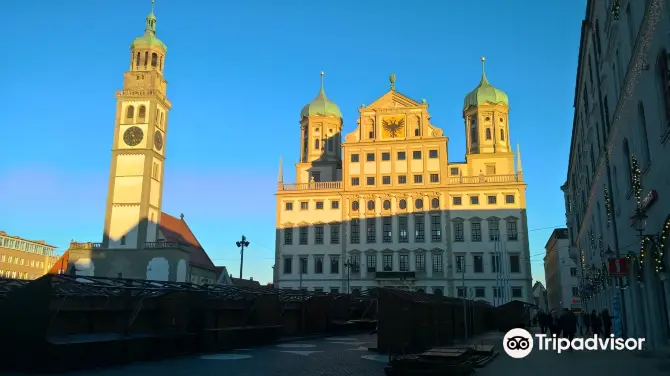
[390,73,396,90]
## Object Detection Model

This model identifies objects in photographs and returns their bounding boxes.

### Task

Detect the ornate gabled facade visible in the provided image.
[275,62,533,305]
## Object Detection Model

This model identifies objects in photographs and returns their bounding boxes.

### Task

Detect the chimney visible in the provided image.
[249,277,253,281]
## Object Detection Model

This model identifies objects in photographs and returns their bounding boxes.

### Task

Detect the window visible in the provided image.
[399,199,407,210]
[413,151,422,159]
[366,218,376,243]
[367,254,377,272]
[312,172,321,182]
[500,129,505,141]
[415,198,423,209]
[383,217,392,243]
[471,222,482,242]
[284,228,293,245]
[505,195,515,204]
[416,253,425,271]
[453,197,462,205]
[450,167,459,176]
[429,174,439,183]
[331,200,339,209]
[367,177,375,185]
[138,106,146,121]
[491,255,500,273]
[432,253,443,272]
[351,154,359,162]
[299,227,308,245]
[453,222,464,242]
[285,202,293,211]
[366,153,375,162]
[487,195,497,204]
[488,219,499,241]
[570,267,577,277]
[381,152,390,161]
[315,226,324,244]
[429,150,438,158]
[351,219,360,244]
[398,175,407,184]
[352,201,359,211]
[330,224,340,244]
[455,255,465,272]
[314,287,323,292]
[473,255,483,273]
[397,151,406,160]
[382,176,391,185]
[511,287,522,298]
[433,288,443,296]
[414,174,423,184]
[350,255,360,272]
[300,257,308,274]
[367,200,375,211]
[300,202,308,210]
[470,196,479,205]
[383,254,393,271]
[457,287,465,298]
[351,177,360,186]
[507,220,518,241]
[510,255,520,273]
[330,288,340,293]
[283,257,292,274]
[126,106,135,120]
[315,257,324,273]
[475,288,485,298]
[383,200,391,210]
[414,215,425,242]
[399,216,408,243]
[316,201,324,210]
[399,255,409,271]
[330,257,340,274]
[430,215,441,242]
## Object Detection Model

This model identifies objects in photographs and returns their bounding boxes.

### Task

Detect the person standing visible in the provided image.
[577,312,584,336]
[583,311,591,336]
[559,309,577,350]
[601,308,614,337]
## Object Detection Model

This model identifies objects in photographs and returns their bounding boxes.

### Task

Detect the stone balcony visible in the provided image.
[278,173,524,191]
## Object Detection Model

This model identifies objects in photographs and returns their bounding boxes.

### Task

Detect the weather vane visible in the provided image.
[390,73,396,90]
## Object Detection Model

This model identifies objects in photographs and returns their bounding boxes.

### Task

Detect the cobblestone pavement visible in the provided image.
[45,331,670,376]
[68,334,389,376]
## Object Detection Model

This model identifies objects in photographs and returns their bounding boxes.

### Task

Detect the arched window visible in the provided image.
[136,52,141,67]
[485,128,492,140]
[160,56,163,71]
[415,198,423,209]
[160,112,164,127]
[352,201,359,211]
[637,101,650,167]
[433,288,443,296]
[623,139,632,191]
[431,198,439,209]
[500,129,505,141]
[367,200,375,211]
[656,49,670,128]
[470,127,478,143]
[399,199,407,210]
[383,200,391,210]
[138,106,146,122]
[314,139,320,150]
[144,51,149,67]
[151,53,158,67]
[126,106,135,121]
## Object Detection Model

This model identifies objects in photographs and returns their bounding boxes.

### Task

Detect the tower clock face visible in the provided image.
[154,130,163,151]
[123,126,144,147]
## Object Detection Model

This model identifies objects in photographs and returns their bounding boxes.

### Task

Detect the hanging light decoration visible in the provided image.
[656,217,669,274]
[612,0,621,20]
[604,186,612,225]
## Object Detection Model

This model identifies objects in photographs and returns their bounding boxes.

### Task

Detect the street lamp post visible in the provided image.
[344,258,354,294]
[235,236,250,279]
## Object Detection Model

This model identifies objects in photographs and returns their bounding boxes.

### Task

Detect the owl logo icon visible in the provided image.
[503,328,534,359]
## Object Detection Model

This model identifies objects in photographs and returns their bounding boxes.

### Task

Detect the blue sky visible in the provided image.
[0,0,585,285]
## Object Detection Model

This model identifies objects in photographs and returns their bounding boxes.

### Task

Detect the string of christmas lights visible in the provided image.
[627,252,643,282]
[574,0,663,248]
[631,155,642,204]
[657,217,669,274]
[612,0,621,20]
[604,186,612,225]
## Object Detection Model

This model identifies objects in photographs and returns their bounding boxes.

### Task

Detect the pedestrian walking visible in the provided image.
[577,312,584,336]
[583,311,591,336]
[591,310,602,336]
[559,308,577,350]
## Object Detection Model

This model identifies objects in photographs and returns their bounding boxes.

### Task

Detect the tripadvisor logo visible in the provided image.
[503,328,646,358]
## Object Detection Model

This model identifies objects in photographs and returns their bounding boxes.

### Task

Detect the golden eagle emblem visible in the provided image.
[382,117,405,138]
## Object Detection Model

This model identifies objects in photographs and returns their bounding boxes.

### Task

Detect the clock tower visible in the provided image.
[102,1,171,249]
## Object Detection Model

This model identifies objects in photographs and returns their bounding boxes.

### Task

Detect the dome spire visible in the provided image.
[145,0,157,35]
[319,71,326,98]
[480,57,490,86]
[300,72,342,119]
